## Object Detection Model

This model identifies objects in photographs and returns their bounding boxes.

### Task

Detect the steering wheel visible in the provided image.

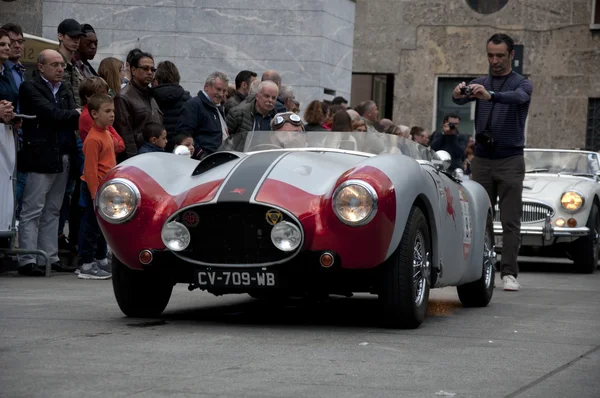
[249,144,283,151]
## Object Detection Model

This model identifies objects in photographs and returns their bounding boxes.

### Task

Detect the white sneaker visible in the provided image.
[502,275,521,291]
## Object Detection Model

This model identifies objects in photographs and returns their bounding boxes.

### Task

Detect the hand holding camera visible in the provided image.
[442,121,458,135]
[468,84,492,101]
[453,82,473,99]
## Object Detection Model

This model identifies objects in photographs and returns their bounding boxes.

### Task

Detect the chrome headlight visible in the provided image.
[560,191,584,212]
[270,221,302,252]
[96,178,140,223]
[332,180,378,226]
[161,221,191,252]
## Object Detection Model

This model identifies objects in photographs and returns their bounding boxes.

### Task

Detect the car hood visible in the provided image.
[522,175,592,195]
[112,149,373,217]
[212,150,370,213]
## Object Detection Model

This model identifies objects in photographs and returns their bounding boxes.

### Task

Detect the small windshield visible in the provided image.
[219,130,438,161]
[524,150,600,176]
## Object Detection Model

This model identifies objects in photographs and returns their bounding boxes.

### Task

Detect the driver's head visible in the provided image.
[270,112,306,148]
[270,112,305,132]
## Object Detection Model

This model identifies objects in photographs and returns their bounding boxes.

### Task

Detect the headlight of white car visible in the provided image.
[96,178,141,223]
[332,180,378,226]
[560,191,584,212]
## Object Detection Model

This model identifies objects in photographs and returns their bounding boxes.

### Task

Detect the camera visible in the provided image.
[476,131,495,151]
[460,86,472,96]
[449,122,457,130]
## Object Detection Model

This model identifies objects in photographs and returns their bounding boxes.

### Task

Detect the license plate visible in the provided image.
[197,270,278,288]
[495,236,503,248]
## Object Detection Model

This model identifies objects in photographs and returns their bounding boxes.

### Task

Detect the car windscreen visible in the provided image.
[218,130,438,161]
[524,151,600,176]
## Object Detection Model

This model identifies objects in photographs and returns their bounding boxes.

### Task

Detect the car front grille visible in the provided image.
[171,203,302,265]
[494,201,554,223]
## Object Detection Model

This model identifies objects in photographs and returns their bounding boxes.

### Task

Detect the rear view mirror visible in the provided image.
[433,150,452,171]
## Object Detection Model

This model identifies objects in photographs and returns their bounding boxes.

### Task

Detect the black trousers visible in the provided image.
[471,155,525,277]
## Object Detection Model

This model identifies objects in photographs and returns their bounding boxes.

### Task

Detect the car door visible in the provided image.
[423,166,469,284]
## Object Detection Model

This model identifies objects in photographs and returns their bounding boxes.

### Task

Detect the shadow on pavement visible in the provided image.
[147,294,466,330]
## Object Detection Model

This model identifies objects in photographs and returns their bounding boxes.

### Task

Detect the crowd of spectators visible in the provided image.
[0,18,455,279]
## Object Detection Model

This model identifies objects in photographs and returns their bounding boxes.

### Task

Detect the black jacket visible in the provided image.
[177,91,226,155]
[17,75,79,174]
[430,130,469,170]
[151,83,191,139]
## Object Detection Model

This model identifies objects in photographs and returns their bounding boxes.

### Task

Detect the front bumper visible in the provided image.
[493,214,591,249]
[493,224,590,237]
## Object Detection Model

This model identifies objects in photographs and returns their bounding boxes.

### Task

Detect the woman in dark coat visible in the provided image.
[151,61,191,139]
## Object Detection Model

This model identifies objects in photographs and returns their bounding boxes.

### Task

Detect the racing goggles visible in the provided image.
[272,112,303,129]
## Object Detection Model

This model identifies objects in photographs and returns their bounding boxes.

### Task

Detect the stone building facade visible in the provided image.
[0,0,355,109]
[352,0,600,149]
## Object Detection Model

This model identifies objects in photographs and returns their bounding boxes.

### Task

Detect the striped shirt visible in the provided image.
[453,71,533,159]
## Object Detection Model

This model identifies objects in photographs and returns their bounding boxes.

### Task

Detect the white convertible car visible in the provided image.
[494,149,600,273]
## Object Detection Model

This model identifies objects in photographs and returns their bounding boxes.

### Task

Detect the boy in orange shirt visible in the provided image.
[79,94,116,280]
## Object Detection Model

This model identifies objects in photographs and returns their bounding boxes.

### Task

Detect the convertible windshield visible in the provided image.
[219,130,438,161]
[524,150,600,175]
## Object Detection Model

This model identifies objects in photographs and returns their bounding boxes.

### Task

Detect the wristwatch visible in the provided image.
[488,90,495,102]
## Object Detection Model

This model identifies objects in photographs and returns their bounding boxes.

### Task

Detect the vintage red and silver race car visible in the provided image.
[97,130,494,328]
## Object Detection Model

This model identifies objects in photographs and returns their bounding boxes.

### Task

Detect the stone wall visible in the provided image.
[0,0,44,35]
[353,0,600,149]
[36,0,355,108]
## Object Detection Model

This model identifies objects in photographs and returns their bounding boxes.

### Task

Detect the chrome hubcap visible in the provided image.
[483,231,494,288]
[413,231,429,306]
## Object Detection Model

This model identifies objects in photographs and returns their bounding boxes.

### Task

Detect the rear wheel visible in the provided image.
[379,206,431,329]
[571,204,599,274]
[457,213,495,307]
[112,256,174,317]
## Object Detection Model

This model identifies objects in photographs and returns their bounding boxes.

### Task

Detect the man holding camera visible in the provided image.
[430,114,468,170]
[452,33,533,292]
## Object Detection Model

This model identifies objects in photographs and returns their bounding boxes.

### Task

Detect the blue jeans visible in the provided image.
[78,181,107,264]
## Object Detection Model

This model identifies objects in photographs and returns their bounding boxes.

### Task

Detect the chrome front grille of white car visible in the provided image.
[493,201,555,223]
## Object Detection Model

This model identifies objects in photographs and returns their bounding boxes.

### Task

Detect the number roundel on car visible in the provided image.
[182,210,200,228]
[265,209,283,226]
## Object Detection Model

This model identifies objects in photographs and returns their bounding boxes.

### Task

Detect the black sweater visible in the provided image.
[453,72,533,159]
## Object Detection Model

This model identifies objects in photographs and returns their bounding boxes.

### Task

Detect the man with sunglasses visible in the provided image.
[114,51,163,159]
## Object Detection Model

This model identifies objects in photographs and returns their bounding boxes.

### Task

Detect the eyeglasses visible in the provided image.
[47,62,67,68]
[135,66,156,73]
[10,39,26,46]
[273,112,303,129]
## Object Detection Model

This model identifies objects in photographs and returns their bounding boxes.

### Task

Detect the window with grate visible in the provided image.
[585,98,600,151]
[466,0,509,14]
[593,0,600,27]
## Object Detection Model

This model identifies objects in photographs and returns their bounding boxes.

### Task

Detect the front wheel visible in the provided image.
[379,206,431,329]
[457,213,495,307]
[112,256,174,317]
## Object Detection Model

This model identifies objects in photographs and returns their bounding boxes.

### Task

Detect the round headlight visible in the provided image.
[270,221,302,252]
[333,180,378,226]
[161,221,191,252]
[561,191,584,212]
[97,178,140,223]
